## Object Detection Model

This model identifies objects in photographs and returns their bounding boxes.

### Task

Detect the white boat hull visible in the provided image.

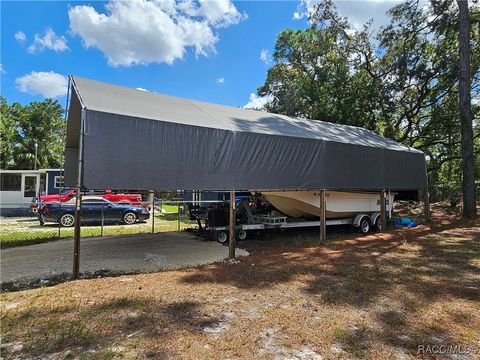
[262,191,394,219]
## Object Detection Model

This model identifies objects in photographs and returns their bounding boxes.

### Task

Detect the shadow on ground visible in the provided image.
[180,219,480,356]
[1,297,225,358]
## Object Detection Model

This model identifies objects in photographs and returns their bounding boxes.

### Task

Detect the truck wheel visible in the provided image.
[359,217,370,234]
[374,217,382,232]
[236,229,247,241]
[123,212,137,225]
[215,231,228,244]
[60,214,75,227]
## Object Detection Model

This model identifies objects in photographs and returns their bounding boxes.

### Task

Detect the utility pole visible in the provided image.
[34,142,38,170]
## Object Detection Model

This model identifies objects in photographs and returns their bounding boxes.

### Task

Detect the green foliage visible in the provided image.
[0,97,66,170]
[257,0,480,201]
[0,97,17,168]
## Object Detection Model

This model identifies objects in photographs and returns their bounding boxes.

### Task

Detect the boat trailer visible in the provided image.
[189,201,383,244]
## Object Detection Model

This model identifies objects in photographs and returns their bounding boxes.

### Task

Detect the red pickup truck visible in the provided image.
[31,188,143,211]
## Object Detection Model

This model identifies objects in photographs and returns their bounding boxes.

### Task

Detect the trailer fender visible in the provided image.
[353,214,370,227]
[353,214,371,234]
[370,212,380,228]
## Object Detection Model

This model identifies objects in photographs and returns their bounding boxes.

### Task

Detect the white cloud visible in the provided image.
[293,0,406,31]
[0,64,5,74]
[260,49,271,64]
[14,31,26,43]
[293,11,303,20]
[216,77,225,84]
[243,93,273,109]
[335,0,405,30]
[68,0,247,67]
[193,0,247,28]
[16,71,68,98]
[136,87,149,92]
[27,28,69,53]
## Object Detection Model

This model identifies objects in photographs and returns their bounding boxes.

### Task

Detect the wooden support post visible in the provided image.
[100,202,104,236]
[424,188,431,223]
[319,190,326,244]
[149,190,155,233]
[380,190,387,232]
[177,202,180,232]
[73,192,82,278]
[388,189,392,219]
[229,191,235,259]
[73,108,85,280]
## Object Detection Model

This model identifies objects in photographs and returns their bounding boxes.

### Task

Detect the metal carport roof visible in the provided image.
[64,76,427,191]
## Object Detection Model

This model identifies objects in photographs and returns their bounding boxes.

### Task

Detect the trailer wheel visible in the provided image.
[359,217,370,234]
[236,229,247,241]
[374,217,382,232]
[215,231,228,244]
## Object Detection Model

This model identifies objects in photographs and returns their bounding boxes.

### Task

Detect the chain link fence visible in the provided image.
[0,198,228,247]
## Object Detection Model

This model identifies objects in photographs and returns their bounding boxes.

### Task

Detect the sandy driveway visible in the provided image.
[1,232,248,284]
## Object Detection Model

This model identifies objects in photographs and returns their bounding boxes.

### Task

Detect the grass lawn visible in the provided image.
[0,204,195,248]
[1,208,478,359]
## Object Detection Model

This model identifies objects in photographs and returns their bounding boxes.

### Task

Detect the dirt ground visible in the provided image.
[1,232,248,286]
[1,204,479,359]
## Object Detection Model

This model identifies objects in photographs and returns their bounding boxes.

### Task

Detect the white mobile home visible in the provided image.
[0,169,63,215]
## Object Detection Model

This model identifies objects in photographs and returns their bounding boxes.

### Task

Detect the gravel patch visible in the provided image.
[1,232,248,290]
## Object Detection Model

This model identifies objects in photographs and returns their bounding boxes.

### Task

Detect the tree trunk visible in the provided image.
[457,0,477,218]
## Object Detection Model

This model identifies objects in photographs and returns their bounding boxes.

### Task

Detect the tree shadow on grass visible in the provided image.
[1,297,223,359]
[180,221,480,357]
[182,221,479,303]
[157,212,179,222]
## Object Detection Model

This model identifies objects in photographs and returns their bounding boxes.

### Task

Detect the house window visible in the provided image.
[23,176,37,198]
[54,176,64,189]
[0,174,21,191]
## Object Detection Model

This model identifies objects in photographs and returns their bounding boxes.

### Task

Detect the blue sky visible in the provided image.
[0,0,402,108]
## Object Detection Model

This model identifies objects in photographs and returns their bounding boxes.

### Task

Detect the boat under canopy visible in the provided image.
[262,191,394,219]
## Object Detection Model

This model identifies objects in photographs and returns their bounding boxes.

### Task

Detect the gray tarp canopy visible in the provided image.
[64,76,427,191]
